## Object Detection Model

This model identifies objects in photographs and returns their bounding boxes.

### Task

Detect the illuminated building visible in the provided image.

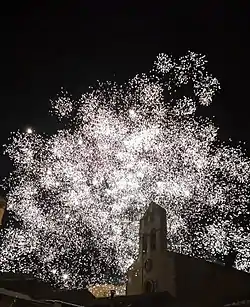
[0,196,6,226]
[88,284,126,298]
[126,202,250,305]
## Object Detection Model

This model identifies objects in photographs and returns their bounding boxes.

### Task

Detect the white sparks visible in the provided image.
[129,109,137,118]
[26,128,33,134]
[0,51,249,290]
[62,273,69,280]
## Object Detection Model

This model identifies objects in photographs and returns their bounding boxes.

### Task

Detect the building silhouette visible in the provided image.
[0,272,94,307]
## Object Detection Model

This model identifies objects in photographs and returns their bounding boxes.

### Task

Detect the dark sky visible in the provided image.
[0,2,249,194]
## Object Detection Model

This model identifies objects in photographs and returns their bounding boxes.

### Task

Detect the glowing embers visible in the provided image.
[26,128,33,134]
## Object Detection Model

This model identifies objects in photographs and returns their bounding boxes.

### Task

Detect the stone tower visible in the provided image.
[126,202,176,296]
[0,196,6,226]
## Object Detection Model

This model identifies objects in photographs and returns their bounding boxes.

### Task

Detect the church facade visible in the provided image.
[126,202,250,305]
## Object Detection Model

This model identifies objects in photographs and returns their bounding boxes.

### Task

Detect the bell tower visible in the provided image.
[139,201,167,256]
[0,196,6,226]
[139,202,169,294]
[127,202,176,296]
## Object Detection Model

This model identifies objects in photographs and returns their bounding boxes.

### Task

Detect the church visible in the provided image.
[126,202,250,305]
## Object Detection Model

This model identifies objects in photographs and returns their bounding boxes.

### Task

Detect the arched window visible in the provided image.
[150,228,156,250]
[144,280,155,293]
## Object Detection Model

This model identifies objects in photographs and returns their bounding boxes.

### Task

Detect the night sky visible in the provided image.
[0,3,249,195]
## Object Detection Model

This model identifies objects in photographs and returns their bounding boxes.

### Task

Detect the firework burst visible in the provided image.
[0,51,249,288]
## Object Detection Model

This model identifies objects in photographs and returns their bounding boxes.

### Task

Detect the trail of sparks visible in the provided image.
[0,52,250,288]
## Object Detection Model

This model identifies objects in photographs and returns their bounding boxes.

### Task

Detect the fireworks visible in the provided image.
[0,51,249,288]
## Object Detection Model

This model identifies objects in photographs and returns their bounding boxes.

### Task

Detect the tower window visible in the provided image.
[142,235,147,253]
[148,213,154,222]
[150,228,156,250]
[144,259,153,272]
